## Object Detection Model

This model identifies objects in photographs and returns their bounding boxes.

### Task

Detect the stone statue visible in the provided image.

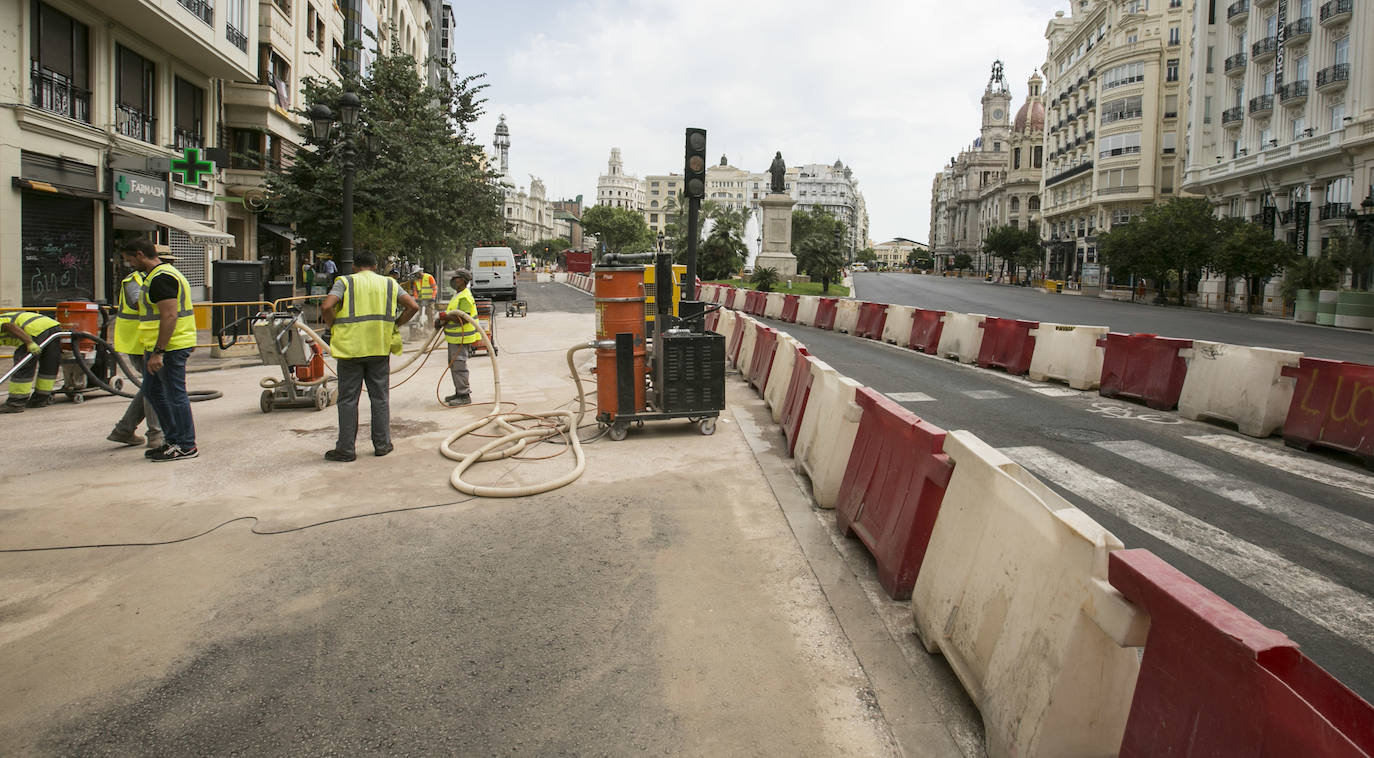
[769,151,786,193]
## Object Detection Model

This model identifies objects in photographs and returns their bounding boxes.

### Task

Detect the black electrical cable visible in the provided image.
[0,495,478,553]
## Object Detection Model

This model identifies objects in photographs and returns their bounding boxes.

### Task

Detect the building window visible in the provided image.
[229,128,280,170]
[261,48,291,107]
[29,1,91,123]
[1010,197,1020,213]
[1332,36,1348,66]
[1166,59,1180,82]
[1206,46,1214,73]
[1292,115,1307,139]
[1330,102,1345,132]
[116,45,156,143]
[1033,145,1043,168]
[993,141,1001,152]
[1161,166,1174,193]
[1102,61,1145,89]
[225,0,248,51]
[1204,95,1213,123]
[173,77,204,149]
[1169,26,1180,46]
[1101,95,1144,124]
[1013,147,1022,169]
[1098,131,1142,158]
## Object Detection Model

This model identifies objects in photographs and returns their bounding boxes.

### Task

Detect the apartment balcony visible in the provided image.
[1045,160,1094,187]
[1253,0,1274,6]
[1319,0,1352,25]
[1248,94,1275,116]
[101,0,254,79]
[1221,106,1245,125]
[1284,16,1312,43]
[1316,63,1349,91]
[1227,0,1250,23]
[174,127,204,150]
[29,65,90,124]
[1278,80,1309,106]
[1319,202,1351,220]
[176,0,213,25]
[115,105,156,144]
[1224,52,1248,75]
[1251,36,1279,62]
[226,21,248,52]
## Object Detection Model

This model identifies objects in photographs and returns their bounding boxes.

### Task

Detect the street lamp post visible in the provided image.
[657,232,665,253]
[1345,186,1374,290]
[309,91,362,275]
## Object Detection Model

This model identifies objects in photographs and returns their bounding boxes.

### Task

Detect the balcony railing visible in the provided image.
[29,65,90,123]
[1316,62,1349,90]
[226,21,247,52]
[1284,17,1312,42]
[1319,0,1352,24]
[1248,94,1274,115]
[1251,36,1279,60]
[1279,80,1309,103]
[178,0,213,26]
[1319,202,1350,221]
[116,105,156,143]
[1227,0,1250,21]
[174,127,204,150]
[1045,160,1093,187]
[1224,52,1247,74]
[1222,106,1245,125]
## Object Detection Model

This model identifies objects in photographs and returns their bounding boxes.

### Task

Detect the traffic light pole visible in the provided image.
[685,195,700,289]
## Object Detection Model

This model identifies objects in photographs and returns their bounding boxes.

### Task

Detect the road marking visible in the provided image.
[1034,387,1080,397]
[887,391,936,402]
[998,374,1050,388]
[1086,402,1183,425]
[1187,434,1374,501]
[1005,445,1374,653]
[1096,440,1374,559]
[962,390,1009,400]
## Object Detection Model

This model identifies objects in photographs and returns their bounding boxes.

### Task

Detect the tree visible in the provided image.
[953,252,973,273]
[697,211,747,279]
[1281,254,1343,300]
[266,37,503,272]
[1098,198,1219,304]
[857,248,878,265]
[792,208,846,292]
[581,205,654,255]
[530,237,571,264]
[908,251,933,270]
[751,267,780,292]
[982,225,1041,283]
[1212,218,1297,311]
[1329,226,1374,291]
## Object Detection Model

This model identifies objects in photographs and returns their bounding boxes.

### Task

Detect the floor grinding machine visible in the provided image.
[250,311,335,412]
[594,251,723,441]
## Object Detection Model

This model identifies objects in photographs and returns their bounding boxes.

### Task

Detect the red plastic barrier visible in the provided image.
[1110,549,1374,757]
[781,294,800,324]
[1097,333,1193,410]
[855,302,889,340]
[727,315,746,365]
[835,388,955,600]
[814,297,839,330]
[975,317,1039,375]
[779,349,815,456]
[751,290,767,315]
[1280,358,1374,468]
[747,325,779,390]
[908,308,946,353]
[704,307,720,332]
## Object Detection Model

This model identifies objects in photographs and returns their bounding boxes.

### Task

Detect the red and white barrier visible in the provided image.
[1098,333,1193,410]
[834,298,861,334]
[746,324,779,390]
[796,296,820,326]
[763,334,803,421]
[764,292,785,319]
[1027,323,1109,390]
[1178,341,1302,438]
[975,317,1038,375]
[793,359,864,509]
[735,314,760,371]
[935,311,987,363]
[881,305,916,346]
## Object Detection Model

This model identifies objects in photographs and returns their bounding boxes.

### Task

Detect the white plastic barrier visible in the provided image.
[935,311,987,363]
[793,359,863,509]
[764,292,785,319]
[729,288,748,311]
[763,334,802,422]
[881,305,916,345]
[1027,323,1110,390]
[715,307,738,344]
[1177,341,1302,437]
[735,315,759,371]
[912,431,1146,758]
[796,296,820,326]
[834,299,861,334]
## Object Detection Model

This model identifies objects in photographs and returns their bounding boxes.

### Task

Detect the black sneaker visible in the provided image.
[145,444,172,459]
[151,445,198,462]
[324,449,356,462]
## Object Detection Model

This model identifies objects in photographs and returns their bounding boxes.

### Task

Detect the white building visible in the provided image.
[872,239,929,269]
[706,155,750,213]
[596,148,646,211]
[791,160,867,256]
[643,173,682,235]
[503,177,555,244]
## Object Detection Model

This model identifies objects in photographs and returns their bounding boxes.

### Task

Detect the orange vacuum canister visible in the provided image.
[594,265,647,419]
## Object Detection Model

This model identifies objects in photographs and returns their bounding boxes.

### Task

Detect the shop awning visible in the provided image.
[260,222,306,246]
[11,176,105,200]
[112,205,235,246]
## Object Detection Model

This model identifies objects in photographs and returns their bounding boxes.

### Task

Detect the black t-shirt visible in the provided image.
[147,273,180,304]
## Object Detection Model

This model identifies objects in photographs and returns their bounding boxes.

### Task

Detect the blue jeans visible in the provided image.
[143,348,196,449]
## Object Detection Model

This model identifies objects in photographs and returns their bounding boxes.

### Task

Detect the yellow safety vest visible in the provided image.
[331,270,400,359]
[444,288,480,345]
[0,311,61,347]
[114,270,145,355]
[417,273,436,299]
[139,263,198,352]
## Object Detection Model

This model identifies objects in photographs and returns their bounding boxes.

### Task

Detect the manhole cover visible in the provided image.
[1040,427,1110,443]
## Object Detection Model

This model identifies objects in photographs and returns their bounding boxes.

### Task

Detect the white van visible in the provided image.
[470,246,517,300]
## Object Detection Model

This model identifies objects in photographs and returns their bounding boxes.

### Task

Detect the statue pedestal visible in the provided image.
[756,192,797,277]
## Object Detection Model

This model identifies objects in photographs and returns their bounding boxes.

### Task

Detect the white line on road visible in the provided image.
[1034,387,1081,397]
[1005,445,1374,653]
[1187,434,1374,502]
[887,392,936,402]
[1096,440,1374,559]
[962,390,1009,400]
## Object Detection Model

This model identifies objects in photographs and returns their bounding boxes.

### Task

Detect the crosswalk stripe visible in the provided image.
[887,392,935,402]
[1187,434,1374,501]
[1096,440,1374,559]
[1004,445,1374,653]
[962,390,1009,400]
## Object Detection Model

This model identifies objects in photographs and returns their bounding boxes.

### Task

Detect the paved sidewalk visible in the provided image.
[0,289,981,756]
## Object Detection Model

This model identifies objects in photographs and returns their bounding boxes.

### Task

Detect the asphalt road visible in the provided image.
[852,273,1374,364]
[750,311,1374,703]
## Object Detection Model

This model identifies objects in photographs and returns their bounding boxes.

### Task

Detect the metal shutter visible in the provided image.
[21,192,95,306]
[168,199,209,300]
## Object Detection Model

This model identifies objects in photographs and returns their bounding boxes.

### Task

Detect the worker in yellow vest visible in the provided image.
[0,310,63,413]
[119,238,200,462]
[106,254,164,448]
[320,250,419,462]
[436,269,480,406]
[403,264,437,339]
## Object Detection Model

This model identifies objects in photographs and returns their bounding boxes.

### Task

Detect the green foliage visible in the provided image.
[1099,198,1220,303]
[529,237,571,263]
[697,210,747,279]
[582,205,655,255]
[857,247,877,264]
[908,251,934,269]
[982,225,1042,281]
[265,39,502,268]
[751,267,780,292]
[792,208,846,292]
[1327,226,1374,291]
[1280,255,1343,300]
[952,252,973,272]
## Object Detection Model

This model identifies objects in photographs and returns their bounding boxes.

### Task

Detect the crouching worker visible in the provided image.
[436,269,480,406]
[0,311,63,413]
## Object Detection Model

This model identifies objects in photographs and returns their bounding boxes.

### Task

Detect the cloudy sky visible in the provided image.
[454,0,1070,246]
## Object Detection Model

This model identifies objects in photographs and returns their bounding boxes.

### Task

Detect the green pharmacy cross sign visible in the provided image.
[171,147,215,187]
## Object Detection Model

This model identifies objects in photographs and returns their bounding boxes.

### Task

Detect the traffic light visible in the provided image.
[684,128,707,198]
[832,225,842,251]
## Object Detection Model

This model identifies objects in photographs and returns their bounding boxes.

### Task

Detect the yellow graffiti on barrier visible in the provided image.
[1298,369,1373,428]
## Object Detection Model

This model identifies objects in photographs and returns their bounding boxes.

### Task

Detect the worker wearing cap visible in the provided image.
[106,251,165,448]
[0,310,63,413]
[320,250,419,461]
[436,269,480,406]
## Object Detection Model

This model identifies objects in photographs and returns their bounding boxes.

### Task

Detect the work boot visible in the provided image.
[324,449,356,462]
[0,400,25,414]
[444,394,472,407]
[374,443,394,457]
[107,429,145,446]
[25,393,52,408]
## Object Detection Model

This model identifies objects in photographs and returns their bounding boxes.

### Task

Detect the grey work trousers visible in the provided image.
[447,342,470,397]
[113,353,162,438]
[335,355,390,454]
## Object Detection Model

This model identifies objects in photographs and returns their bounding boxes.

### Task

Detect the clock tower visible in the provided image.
[980,60,1012,153]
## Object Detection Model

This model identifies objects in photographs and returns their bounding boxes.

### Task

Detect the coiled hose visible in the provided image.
[4,331,223,401]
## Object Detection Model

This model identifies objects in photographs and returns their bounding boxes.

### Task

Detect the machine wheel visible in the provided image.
[71,392,85,405]
[699,418,716,436]
[260,389,274,413]
[314,389,330,411]
[112,377,124,392]
[608,421,629,442]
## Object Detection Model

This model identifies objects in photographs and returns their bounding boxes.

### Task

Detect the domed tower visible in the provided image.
[493,114,510,178]
[1013,70,1046,134]
[980,60,1012,153]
